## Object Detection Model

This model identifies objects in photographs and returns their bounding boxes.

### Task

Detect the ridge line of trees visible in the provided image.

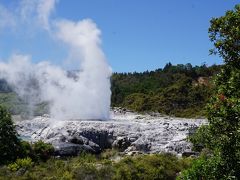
[111,63,221,117]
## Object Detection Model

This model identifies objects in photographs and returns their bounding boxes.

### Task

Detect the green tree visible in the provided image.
[0,106,22,165]
[207,4,240,178]
[181,4,240,179]
[209,4,240,67]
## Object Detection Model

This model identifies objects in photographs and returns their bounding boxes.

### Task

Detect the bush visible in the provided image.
[100,149,119,160]
[61,171,73,180]
[32,140,54,162]
[0,106,22,165]
[72,163,98,180]
[177,155,233,180]
[8,157,33,172]
[113,153,191,180]
[188,125,213,152]
[19,140,34,158]
[0,152,192,180]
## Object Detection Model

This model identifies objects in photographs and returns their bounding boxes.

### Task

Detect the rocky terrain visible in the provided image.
[16,108,207,157]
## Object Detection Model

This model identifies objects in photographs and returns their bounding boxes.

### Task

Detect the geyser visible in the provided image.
[0,19,112,120]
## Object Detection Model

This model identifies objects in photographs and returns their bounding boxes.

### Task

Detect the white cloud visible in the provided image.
[0,0,58,31]
[37,0,58,30]
[0,5,16,30]
[19,0,37,22]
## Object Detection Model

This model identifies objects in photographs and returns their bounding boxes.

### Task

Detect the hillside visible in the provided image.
[111,63,221,117]
[0,63,221,118]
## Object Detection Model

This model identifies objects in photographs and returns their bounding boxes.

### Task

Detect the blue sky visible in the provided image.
[0,0,238,72]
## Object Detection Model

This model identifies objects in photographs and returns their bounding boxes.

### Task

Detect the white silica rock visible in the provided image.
[16,110,207,156]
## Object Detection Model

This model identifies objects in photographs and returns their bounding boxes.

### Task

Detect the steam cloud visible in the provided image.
[0,1,112,120]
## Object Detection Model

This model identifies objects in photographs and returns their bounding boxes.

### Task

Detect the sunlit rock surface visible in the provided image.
[16,109,207,156]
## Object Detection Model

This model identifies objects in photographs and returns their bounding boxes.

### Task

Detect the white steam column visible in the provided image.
[0,19,112,120]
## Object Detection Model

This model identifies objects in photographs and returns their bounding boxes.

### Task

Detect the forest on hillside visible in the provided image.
[111,63,221,117]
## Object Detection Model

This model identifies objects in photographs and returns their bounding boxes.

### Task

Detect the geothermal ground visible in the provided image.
[16,108,207,157]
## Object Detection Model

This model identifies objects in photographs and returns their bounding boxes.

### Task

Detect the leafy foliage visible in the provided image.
[113,153,190,180]
[209,4,240,67]
[19,140,34,158]
[32,140,55,162]
[0,106,22,165]
[184,4,240,179]
[8,157,33,172]
[188,125,213,152]
[205,66,240,178]
[206,4,240,178]
[0,152,192,180]
[0,105,54,166]
[178,155,223,180]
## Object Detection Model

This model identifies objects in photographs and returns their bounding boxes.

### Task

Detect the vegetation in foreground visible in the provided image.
[0,151,192,180]
[0,106,54,166]
[179,4,240,179]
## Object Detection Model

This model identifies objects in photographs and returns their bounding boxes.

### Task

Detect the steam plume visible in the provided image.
[0,1,112,120]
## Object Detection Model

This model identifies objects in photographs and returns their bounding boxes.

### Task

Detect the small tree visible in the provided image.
[207,4,240,178]
[209,4,240,68]
[180,4,240,179]
[0,106,22,165]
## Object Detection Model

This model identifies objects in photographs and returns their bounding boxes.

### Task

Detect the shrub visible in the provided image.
[72,163,98,180]
[188,125,213,152]
[0,152,192,179]
[0,106,22,165]
[113,153,190,180]
[32,140,54,162]
[61,171,73,180]
[100,149,119,160]
[8,157,33,172]
[19,140,34,158]
[177,155,230,180]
